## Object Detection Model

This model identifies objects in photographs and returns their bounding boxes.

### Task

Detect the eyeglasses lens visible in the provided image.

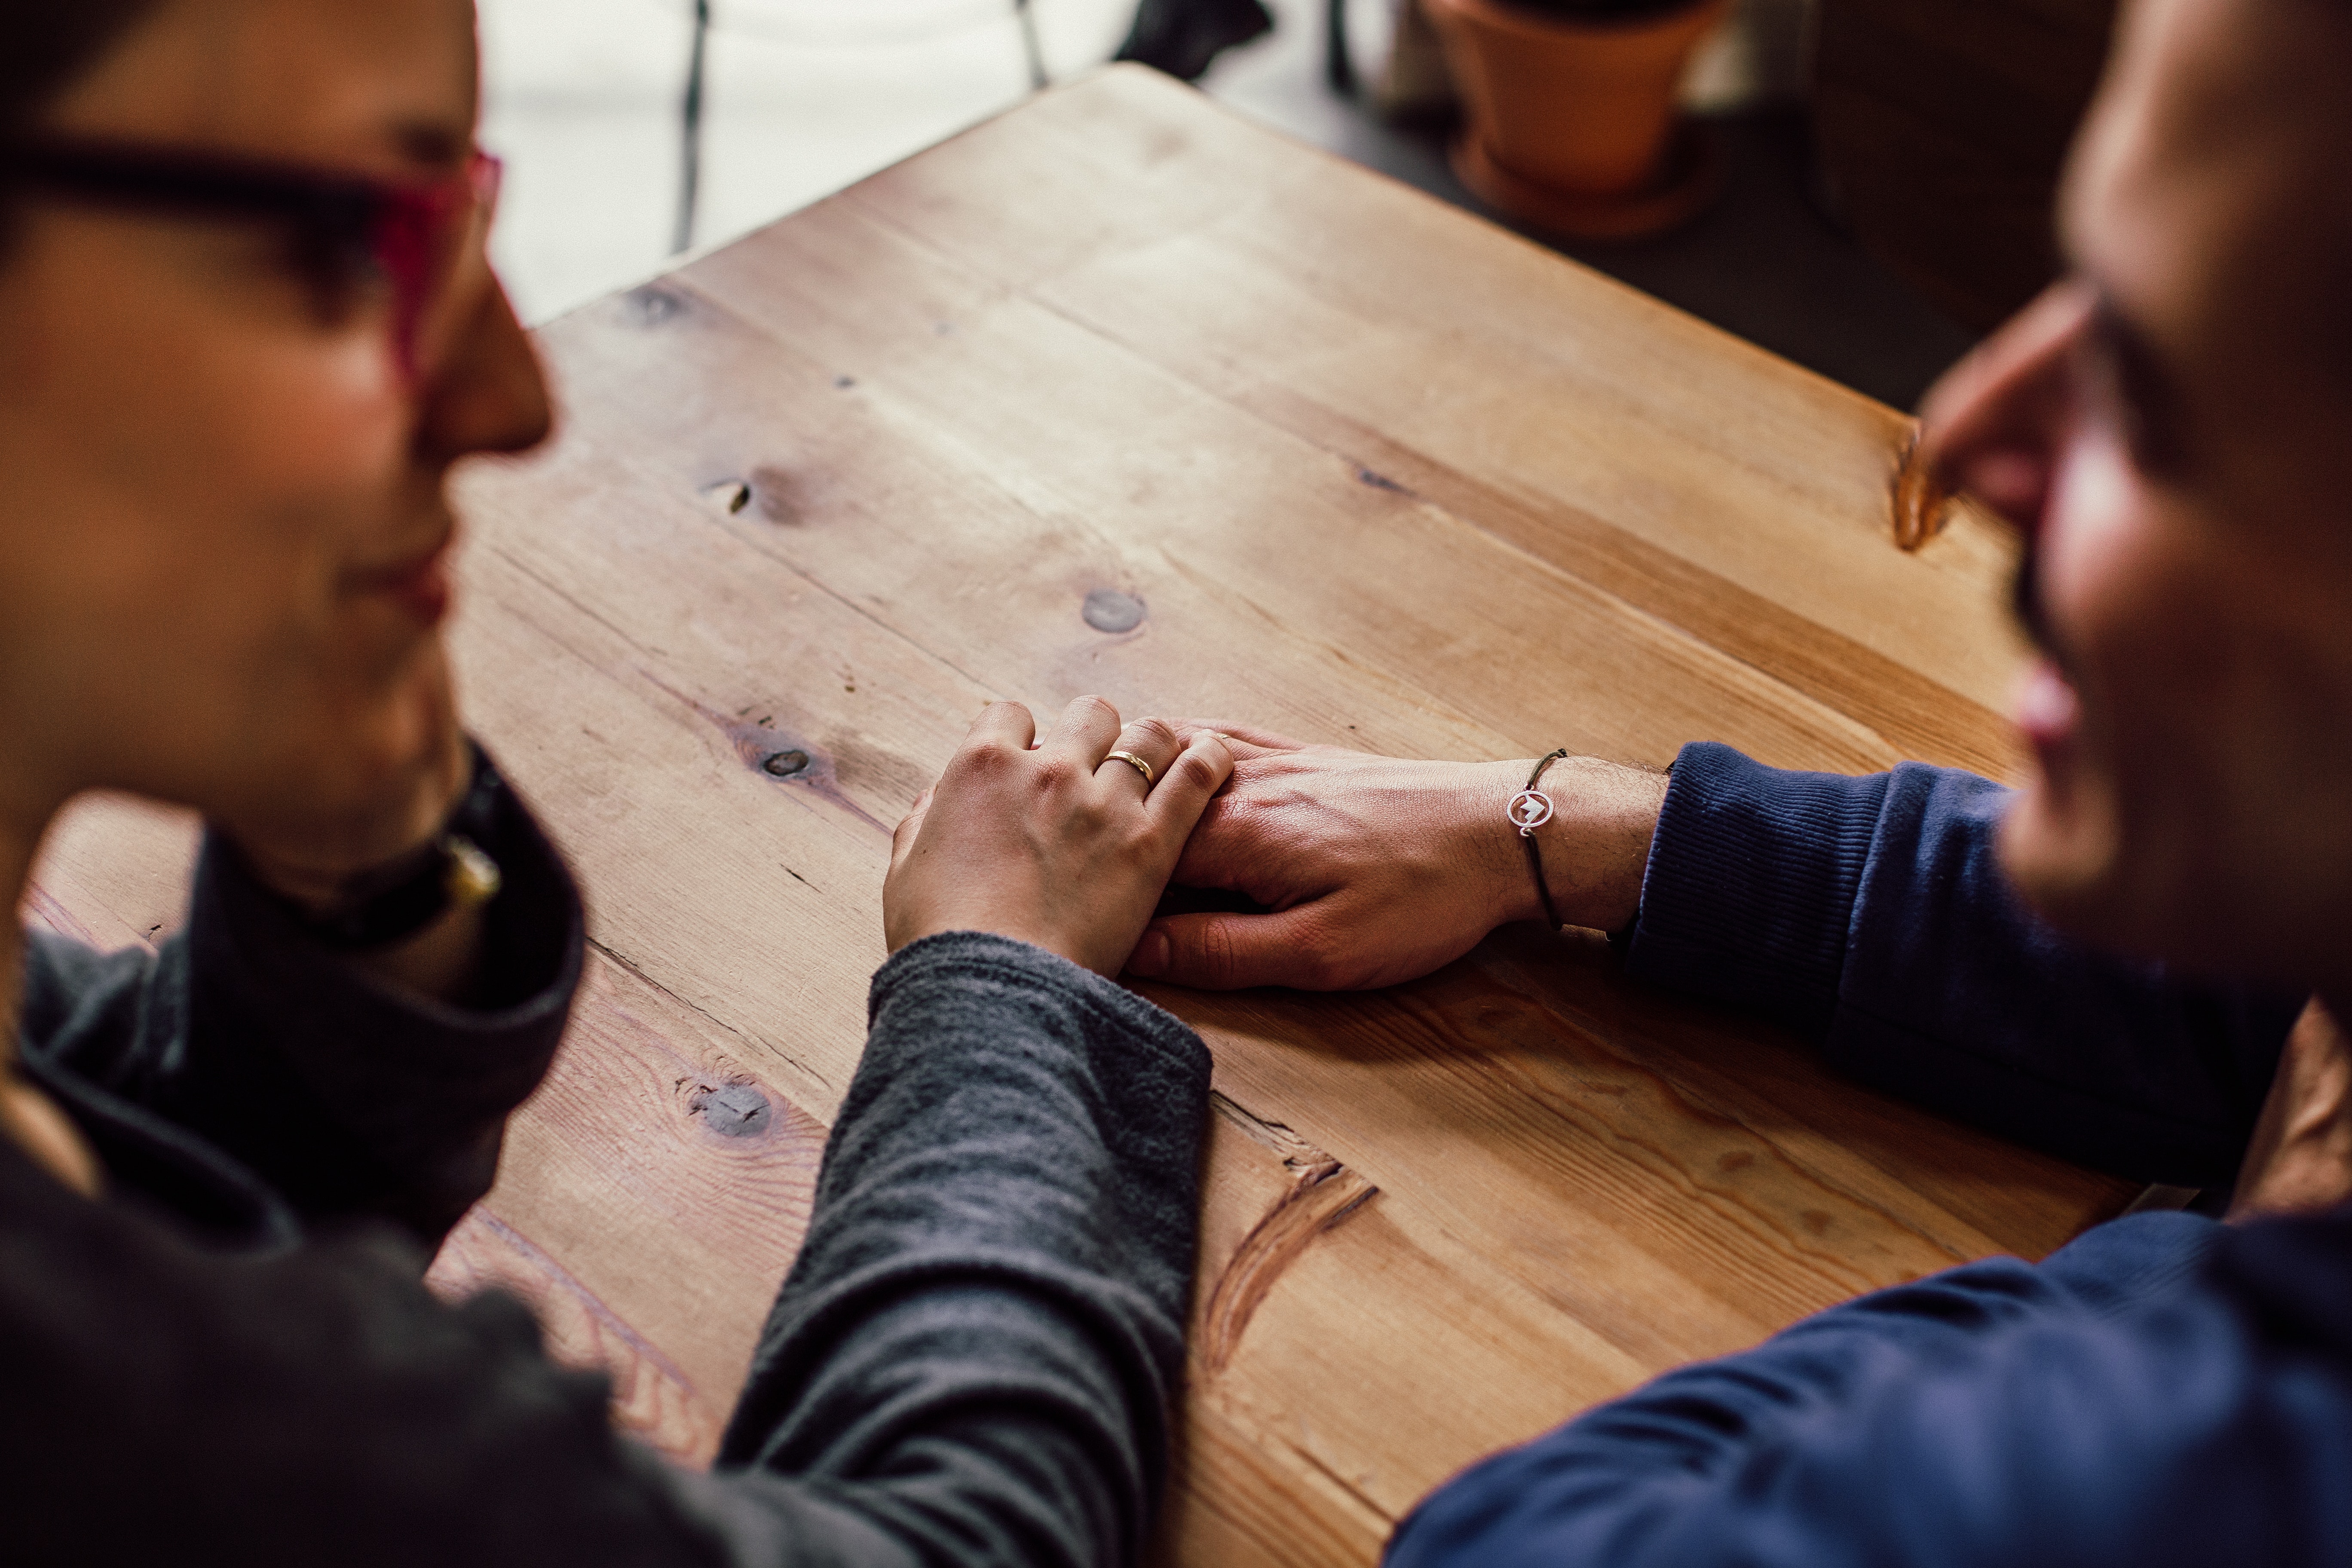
[374,152,501,377]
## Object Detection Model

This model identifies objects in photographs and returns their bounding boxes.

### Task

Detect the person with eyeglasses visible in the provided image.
[0,3,1234,1564]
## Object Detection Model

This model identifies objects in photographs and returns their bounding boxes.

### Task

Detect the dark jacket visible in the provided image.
[4,761,1208,1566]
[1390,742,2342,1567]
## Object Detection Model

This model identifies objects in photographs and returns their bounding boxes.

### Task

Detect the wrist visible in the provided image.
[1518,756,1669,933]
[1476,758,1550,928]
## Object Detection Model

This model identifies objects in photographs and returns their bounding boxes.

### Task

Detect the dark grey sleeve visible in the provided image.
[706,931,1212,1568]
[19,750,585,1245]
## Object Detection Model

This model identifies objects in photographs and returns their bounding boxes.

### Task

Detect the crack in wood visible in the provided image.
[1200,1094,1380,1375]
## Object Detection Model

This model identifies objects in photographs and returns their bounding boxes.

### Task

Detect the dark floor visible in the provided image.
[1200,5,1981,411]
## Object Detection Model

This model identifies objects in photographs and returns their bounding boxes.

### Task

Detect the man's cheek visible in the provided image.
[2034,438,2145,669]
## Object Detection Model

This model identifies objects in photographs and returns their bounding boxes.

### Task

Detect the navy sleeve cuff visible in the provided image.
[1622,741,1891,1041]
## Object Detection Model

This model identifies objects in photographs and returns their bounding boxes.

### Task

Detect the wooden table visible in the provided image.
[29,66,2132,1566]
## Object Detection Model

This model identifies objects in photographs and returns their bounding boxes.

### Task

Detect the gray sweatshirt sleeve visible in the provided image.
[706,931,1212,1567]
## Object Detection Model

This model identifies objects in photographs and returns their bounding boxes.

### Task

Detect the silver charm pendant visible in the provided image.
[1509,788,1555,837]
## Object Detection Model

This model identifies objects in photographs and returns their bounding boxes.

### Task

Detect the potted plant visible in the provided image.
[1423,0,1733,238]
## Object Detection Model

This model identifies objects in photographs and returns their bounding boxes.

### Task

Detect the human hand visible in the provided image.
[1123,723,1669,991]
[2230,997,2352,1222]
[886,698,1235,979]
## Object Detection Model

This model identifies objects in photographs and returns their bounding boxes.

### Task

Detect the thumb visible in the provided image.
[1126,906,1332,990]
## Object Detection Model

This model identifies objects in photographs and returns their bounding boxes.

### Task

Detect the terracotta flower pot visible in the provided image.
[1424,0,1733,238]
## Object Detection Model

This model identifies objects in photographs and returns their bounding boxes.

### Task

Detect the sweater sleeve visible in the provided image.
[1622,742,2303,1186]
[1385,1209,2352,1568]
[18,746,585,1246]
[707,931,1211,1568]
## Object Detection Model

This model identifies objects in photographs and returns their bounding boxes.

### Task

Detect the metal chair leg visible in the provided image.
[674,0,710,254]
[1016,0,1050,91]
[1326,0,1357,95]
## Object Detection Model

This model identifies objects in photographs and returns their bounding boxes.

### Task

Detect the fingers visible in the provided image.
[965,700,1038,750]
[1042,694,1124,766]
[1098,717,1184,793]
[1167,717,1305,754]
[1167,792,1261,892]
[1124,905,1331,990]
[1145,732,1235,836]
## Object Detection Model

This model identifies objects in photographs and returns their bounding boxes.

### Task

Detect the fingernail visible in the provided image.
[1132,929,1171,976]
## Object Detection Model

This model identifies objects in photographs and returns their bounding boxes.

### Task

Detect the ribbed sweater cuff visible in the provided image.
[1623,741,1891,1041]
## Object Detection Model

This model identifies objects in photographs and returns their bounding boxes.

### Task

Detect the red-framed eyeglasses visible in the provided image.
[0,140,502,380]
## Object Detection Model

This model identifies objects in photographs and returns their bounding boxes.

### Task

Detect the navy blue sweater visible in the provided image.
[1390,743,2343,1568]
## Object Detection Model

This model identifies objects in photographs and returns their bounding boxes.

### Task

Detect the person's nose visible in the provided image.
[1917,279,2093,545]
[413,275,554,466]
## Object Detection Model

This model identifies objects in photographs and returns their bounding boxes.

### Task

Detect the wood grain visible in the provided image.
[27,67,2135,1566]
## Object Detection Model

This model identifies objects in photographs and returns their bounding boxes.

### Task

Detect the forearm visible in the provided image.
[1626,743,2303,1184]
[1514,755,1669,934]
[717,933,1210,1567]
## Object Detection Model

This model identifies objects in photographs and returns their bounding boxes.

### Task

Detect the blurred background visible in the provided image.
[480,0,2113,410]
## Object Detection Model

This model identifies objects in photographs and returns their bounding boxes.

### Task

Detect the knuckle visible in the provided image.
[956,738,1017,777]
[1073,694,1120,724]
[1130,717,1180,752]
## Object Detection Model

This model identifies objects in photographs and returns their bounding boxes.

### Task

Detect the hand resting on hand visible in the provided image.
[886,696,1234,978]
[1123,721,1669,992]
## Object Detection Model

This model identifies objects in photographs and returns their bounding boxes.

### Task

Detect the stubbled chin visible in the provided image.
[1997,763,2171,965]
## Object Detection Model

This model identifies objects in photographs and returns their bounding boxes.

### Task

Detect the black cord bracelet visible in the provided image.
[1510,748,1571,930]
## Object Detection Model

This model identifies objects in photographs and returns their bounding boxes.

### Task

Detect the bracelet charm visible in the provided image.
[1509,788,1556,837]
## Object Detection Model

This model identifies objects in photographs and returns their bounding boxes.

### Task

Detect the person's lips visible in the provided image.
[2015,658,2082,776]
[350,537,454,627]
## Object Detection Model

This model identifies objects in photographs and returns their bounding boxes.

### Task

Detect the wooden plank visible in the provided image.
[827,68,2032,719]
[24,792,200,951]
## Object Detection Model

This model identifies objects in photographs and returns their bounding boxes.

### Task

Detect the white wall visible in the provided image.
[478,0,1135,323]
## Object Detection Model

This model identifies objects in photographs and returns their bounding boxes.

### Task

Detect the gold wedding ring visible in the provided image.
[1105,749,1156,786]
